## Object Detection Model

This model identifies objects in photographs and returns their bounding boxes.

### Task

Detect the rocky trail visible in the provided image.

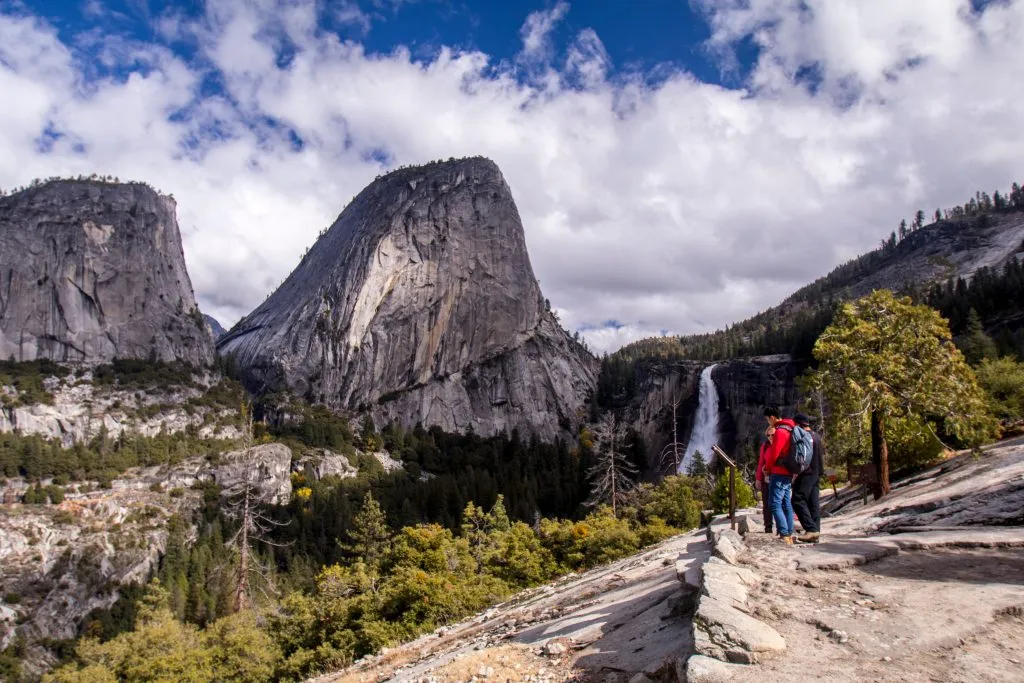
[316,527,711,683]
[316,439,1024,683]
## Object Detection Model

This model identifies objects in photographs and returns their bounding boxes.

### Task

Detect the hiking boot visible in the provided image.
[782,535,795,545]
[796,532,820,544]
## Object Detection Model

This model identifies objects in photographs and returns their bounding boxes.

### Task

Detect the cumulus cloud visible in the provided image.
[1,0,1023,353]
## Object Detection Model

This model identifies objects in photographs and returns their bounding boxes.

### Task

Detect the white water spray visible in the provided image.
[678,364,720,473]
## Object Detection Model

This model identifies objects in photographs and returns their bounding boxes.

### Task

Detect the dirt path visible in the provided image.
[740,532,1024,682]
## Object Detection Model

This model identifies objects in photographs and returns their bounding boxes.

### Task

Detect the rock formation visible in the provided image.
[0,180,214,365]
[203,314,227,341]
[0,486,196,676]
[0,443,296,673]
[219,157,596,440]
[0,369,242,447]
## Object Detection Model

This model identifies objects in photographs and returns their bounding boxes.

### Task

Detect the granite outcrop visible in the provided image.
[218,158,596,440]
[0,180,214,366]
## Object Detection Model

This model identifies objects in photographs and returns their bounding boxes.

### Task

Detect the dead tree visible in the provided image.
[222,403,289,612]
[657,386,687,473]
[586,413,638,518]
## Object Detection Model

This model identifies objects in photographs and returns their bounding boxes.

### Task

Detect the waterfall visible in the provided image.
[678,364,720,473]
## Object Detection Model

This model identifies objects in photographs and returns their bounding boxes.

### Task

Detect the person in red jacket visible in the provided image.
[763,407,796,544]
[755,425,775,534]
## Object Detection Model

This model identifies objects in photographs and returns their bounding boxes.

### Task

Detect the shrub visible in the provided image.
[46,485,65,504]
[976,357,1024,422]
[711,473,756,514]
[53,511,75,525]
[637,475,702,530]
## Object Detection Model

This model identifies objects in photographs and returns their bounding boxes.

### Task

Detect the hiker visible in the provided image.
[763,407,796,544]
[792,413,824,543]
[755,424,775,534]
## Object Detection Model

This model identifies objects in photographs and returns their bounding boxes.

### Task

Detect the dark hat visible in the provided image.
[794,413,811,426]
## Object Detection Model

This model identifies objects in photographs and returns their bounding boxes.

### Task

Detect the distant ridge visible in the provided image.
[612,184,1024,367]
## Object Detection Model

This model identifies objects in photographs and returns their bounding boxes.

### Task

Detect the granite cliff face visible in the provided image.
[0,181,214,365]
[219,157,596,439]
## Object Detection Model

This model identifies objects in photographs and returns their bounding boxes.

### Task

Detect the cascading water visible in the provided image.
[678,364,720,473]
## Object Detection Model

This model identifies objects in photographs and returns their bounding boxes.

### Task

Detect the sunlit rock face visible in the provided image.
[219,157,596,440]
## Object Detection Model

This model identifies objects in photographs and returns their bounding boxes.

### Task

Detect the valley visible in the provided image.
[0,160,1023,682]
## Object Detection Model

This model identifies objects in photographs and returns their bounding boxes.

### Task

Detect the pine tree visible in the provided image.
[806,291,996,499]
[957,308,998,365]
[686,450,709,480]
[350,492,391,573]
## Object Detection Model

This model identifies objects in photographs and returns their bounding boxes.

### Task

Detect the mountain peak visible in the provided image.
[0,179,213,365]
[220,157,594,438]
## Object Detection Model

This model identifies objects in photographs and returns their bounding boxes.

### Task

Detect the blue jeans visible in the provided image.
[769,474,795,537]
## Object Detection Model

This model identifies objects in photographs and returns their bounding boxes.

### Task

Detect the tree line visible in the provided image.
[597,179,1024,406]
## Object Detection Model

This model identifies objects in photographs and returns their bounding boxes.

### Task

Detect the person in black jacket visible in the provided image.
[792,413,824,543]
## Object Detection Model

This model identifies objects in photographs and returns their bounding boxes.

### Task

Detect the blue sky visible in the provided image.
[1,0,1022,351]
[27,0,737,84]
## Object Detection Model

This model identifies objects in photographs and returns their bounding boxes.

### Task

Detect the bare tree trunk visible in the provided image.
[870,410,890,499]
[672,390,681,470]
[234,484,251,612]
[610,424,617,518]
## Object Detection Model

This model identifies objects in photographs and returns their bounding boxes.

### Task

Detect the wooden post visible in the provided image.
[713,445,738,531]
[728,465,736,530]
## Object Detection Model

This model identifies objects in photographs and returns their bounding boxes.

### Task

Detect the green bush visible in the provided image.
[637,475,702,530]
[53,511,75,526]
[46,485,65,504]
[711,473,756,514]
[976,357,1024,422]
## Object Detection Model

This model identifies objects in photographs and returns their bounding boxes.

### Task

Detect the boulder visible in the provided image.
[712,533,742,565]
[680,654,750,682]
[214,444,293,505]
[295,449,358,480]
[694,596,786,663]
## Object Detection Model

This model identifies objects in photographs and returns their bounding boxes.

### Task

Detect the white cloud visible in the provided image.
[335,1,373,35]
[1,0,1023,354]
[519,1,569,62]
